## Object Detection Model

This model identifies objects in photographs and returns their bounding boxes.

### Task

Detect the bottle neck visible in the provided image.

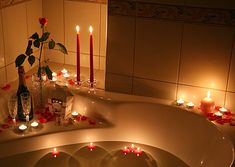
[18,71,26,87]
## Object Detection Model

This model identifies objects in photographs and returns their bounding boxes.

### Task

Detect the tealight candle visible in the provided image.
[176,99,184,106]
[219,107,228,113]
[121,146,130,155]
[19,124,27,131]
[71,111,79,117]
[52,72,57,77]
[63,73,70,78]
[30,121,39,128]
[87,142,96,151]
[61,68,68,74]
[52,148,60,158]
[134,147,143,156]
[186,102,194,109]
[129,144,136,152]
[52,77,57,82]
[214,111,223,117]
[200,91,215,114]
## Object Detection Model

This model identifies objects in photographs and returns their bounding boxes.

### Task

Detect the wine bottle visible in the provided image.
[17,66,33,121]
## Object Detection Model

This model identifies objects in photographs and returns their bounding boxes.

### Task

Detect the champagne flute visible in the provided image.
[8,94,18,125]
[20,92,31,123]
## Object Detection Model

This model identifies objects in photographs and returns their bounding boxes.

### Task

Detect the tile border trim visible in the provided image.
[109,0,235,26]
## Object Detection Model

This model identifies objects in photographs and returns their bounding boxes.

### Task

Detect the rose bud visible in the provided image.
[39,17,48,26]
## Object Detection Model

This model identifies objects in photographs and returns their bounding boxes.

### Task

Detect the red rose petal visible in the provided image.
[76,116,81,122]
[24,75,30,80]
[1,84,11,91]
[216,119,226,125]
[68,79,75,86]
[1,124,9,129]
[88,119,96,125]
[39,117,48,124]
[230,121,235,126]
[57,71,62,76]
[81,116,87,121]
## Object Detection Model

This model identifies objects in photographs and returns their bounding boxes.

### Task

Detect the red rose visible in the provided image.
[39,17,48,26]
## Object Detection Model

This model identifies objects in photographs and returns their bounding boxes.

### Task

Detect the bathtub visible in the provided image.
[0,89,233,167]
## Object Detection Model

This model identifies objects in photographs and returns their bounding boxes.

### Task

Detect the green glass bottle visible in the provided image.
[17,66,33,121]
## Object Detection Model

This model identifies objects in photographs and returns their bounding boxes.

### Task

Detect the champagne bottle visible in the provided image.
[17,66,33,121]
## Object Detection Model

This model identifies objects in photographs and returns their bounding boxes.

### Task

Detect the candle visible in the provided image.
[52,77,57,82]
[186,102,194,109]
[214,111,223,117]
[89,26,94,85]
[87,142,96,151]
[52,148,60,158]
[134,147,143,156]
[219,107,228,113]
[176,99,184,106]
[76,25,81,82]
[19,124,27,131]
[30,121,39,128]
[200,91,215,114]
[63,73,70,78]
[71,111,79,117]
[61,68,67,74]
[121,146,130,155]
[129,144,136,152]
[52,72,57,77]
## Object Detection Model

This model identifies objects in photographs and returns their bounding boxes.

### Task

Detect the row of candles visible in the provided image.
[176,90,228,117]
[52,143,143,158]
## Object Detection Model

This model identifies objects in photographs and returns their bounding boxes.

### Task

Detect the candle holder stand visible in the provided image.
[86,79,97,91]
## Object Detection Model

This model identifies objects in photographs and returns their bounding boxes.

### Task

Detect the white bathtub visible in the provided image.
[0,89,233,167]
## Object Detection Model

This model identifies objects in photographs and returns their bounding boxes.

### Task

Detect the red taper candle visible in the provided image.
[89,26,94,84]
[76,25,80,82]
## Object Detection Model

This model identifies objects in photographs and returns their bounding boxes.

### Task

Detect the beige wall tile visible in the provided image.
[180,24,234,90]
[134,18,182,82]
[42,0,64,44]
[65,52,99,69]
[228,44,235,92]
[106,15,135,76]
[0,10,5,68]
[100,4,107,57]
[0,67,6,87]
[105,72,132,94]
[64,1,100,55]
[2,3,28,65]
[26,0,42,36]
[100,56,106,70]
[6,63,17,82]
[185,0,235,9]
[225,92,235,111]
[45,49,64,64]
[133,78,177,100]
[177,85,225,106]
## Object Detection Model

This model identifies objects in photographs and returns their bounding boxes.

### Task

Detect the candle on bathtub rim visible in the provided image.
[89,26,94,86]
[176,98,184,106]
[134,147,143,156]
[61,68,68,74]
[219,107,228,113]
[88,142,96,151]
[121,146,130,155]
[200,91,215,114]
[19,124,27,131]
[30,121,39,128]
[129,144,136,152]
[76,25,81,82]
[186,102,194,109]
[214,111,223,117]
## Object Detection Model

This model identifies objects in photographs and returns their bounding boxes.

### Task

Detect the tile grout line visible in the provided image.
[175,23,184,100]
[63,0,66,65]
[131,1,137,95]
[223,30,235,107]
[0,8,7,84]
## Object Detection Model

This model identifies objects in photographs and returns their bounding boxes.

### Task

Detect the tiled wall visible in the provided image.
[42,0,107,71]
[0,0,42,86]
[106,0,235,110]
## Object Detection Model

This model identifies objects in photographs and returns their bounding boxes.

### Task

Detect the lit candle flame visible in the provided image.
[207,91,211,98]
[76,25,80,33]
[89,26,93,34]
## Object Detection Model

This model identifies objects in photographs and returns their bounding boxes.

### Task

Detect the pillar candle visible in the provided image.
[76,25,80,82]
[89,26,94,84]
[201,91,215,114]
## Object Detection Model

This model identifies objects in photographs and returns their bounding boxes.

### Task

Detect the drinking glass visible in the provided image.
[8,94,18,124]
[20,92,31,123]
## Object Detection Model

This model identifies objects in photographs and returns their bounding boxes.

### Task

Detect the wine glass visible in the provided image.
[8,94,18,125]
[20,92,31,123]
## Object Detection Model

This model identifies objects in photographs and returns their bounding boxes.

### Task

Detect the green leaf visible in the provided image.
[49,39,55,49]
[56,43,68,54]
[15,54,26,67]
[33,39,40,48]
[40,32,50,42]
[27,55,35,66]
[25,40,33,56]
[30,32,39,40]
[45,65,52,80]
